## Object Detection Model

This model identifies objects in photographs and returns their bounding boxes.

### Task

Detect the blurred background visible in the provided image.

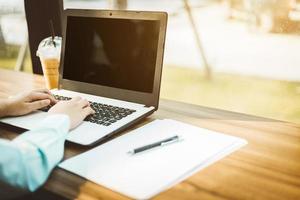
[0,0,299,124]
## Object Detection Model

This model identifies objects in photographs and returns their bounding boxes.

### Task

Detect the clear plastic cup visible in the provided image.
[36,36,62,89]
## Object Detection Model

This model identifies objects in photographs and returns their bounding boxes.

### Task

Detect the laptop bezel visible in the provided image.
[59,9,167,110]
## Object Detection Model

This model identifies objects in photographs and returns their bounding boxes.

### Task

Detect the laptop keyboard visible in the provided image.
[40,95,136,126]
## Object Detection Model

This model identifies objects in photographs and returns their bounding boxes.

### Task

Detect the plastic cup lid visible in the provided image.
[36,36,62,59]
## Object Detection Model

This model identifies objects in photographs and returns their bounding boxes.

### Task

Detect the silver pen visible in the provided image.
[128,135,182,155]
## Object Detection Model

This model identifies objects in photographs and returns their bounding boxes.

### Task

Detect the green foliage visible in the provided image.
[0,56,32,73]
[161,65,300,124]
[0,44,20,58]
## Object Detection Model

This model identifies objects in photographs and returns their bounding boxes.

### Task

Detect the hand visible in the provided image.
[3,89,57,117]
[48,97,95,130]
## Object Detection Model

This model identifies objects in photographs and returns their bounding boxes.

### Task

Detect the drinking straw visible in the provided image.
[48,20,56,47]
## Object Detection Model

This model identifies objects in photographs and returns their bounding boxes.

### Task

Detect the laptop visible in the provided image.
[0,9,168,145]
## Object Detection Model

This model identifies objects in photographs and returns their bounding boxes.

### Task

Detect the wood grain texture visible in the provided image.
[0,69,299,200]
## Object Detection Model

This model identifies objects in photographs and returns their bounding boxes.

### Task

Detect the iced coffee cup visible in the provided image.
[36,36,62,89]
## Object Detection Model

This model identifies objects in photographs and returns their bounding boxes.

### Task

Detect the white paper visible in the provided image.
[59,119,247,200]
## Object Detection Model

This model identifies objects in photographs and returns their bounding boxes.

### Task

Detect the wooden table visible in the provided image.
[0,69,299,200]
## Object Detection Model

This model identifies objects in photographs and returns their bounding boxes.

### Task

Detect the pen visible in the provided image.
[128,135,182,155]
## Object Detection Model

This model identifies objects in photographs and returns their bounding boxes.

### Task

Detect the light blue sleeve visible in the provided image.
[0,114,70,192]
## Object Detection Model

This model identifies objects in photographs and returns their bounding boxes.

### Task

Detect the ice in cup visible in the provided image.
[36,36,62,89]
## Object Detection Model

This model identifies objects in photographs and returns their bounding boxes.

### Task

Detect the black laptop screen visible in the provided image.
[63,16,160,93]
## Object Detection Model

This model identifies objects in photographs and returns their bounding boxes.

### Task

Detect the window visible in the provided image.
[0,0,32,72]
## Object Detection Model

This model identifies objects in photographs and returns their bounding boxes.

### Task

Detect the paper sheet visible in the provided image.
[59,119,247,199]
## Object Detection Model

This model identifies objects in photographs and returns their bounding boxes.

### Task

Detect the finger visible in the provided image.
[47,93,57,104]
[27,99,51,111]
[82,106,95,117]
[34,88,51,95]
[77,99,89,108]
[34,89,58,104]
[27,92,57,104]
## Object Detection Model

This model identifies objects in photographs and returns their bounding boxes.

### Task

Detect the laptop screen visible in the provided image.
[63,16,161,93]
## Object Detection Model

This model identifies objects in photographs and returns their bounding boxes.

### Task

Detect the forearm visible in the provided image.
[0,114,70,192]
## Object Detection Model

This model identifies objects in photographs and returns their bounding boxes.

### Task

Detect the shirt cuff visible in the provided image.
[12,114,70,147]
[38,114,70,136]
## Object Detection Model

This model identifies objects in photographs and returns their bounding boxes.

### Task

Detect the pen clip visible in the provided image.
[161,136,183,146]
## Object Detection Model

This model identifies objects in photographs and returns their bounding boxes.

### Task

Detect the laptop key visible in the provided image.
[103,122,111,126]
[39,105,52,112]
